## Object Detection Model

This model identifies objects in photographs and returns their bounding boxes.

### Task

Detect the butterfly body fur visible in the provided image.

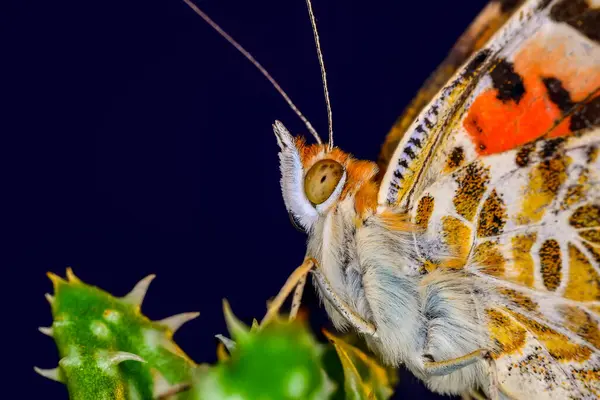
[276,0,600,398]
[277,122,495,396]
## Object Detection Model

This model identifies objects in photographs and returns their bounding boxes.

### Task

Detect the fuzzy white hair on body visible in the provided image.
[298,169,497,396]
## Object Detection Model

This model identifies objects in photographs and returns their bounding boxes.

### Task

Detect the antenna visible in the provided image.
[304,0,334,150]
[181,0,323,145]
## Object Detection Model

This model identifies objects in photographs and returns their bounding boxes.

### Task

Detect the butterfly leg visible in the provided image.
[261,258,315,327]
[311,267,378,337]
[289,273,306,321]
[423,349,488,376]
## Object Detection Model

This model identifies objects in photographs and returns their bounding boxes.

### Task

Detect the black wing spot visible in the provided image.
[490,59,526,103]
[542,77,574,112]
[586,145,598,163]
[404,147,416,159]
[465,49,491,77]
[550,0,600,44]
[571,96,600,131]
[409,137,422,148]
[447,147,465,170]
[539,138,565,159]
[516,144,534,167]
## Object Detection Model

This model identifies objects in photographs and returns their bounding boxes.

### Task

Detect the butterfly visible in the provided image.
[185,0,600,398]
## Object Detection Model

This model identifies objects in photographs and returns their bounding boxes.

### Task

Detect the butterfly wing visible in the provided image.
[378,0,600,397]
[378,0,527,171]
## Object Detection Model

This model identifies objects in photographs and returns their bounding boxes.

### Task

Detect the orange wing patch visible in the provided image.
[510,233,537,287]
[487,308,527,359]
[498,288,539,312]
[464,24,600,156]
[564,244,600,302]
[517,155,570,224]
[559,305,600,350]
[510,310,593,363]
[378,0,526,170]
[441,216,472,268]
[473,241,506,277]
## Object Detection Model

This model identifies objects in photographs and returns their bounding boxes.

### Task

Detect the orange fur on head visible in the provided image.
[294,136,325,168]
[342,159,379,202]
[293,135,380,217]
[355,181,379,217]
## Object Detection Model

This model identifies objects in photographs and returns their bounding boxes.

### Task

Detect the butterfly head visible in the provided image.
[274,120,379,233]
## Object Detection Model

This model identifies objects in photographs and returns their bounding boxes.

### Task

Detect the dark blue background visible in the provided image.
[7,0,487,397]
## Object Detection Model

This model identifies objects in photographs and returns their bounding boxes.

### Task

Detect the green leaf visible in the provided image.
[37,270,397,399]
[36,269,195,400]
[191,310,335,400]
[322,330,397,400]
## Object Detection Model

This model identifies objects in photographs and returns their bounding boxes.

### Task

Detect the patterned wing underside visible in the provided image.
[379,0,600,208]
[378,0,600,397]
[416,133,600,397]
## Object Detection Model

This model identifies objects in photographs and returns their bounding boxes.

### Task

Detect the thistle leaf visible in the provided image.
[122,274,156,307]
[38,269,195,400]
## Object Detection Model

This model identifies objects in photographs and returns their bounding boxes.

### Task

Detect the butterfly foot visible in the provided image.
[423,348,488,376]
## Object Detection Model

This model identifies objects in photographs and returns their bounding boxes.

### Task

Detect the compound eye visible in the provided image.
[304,159,344,205]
